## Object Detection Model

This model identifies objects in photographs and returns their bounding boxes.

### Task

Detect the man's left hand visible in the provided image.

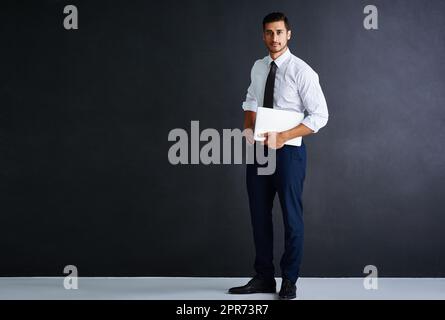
[259,132,286,149]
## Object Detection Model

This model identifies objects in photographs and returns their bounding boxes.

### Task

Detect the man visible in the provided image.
[228,12,329,299]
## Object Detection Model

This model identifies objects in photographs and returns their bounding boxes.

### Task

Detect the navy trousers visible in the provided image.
[246,141,307,284]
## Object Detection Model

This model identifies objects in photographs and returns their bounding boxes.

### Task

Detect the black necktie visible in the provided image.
[263,61,277,108]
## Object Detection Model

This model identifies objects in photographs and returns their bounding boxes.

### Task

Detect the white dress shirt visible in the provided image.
[242,47,329,133]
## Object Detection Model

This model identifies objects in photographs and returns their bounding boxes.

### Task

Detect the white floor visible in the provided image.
[0,277,444,300]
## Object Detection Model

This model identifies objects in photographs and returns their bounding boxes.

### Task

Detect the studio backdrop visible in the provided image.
[1,0,444,277]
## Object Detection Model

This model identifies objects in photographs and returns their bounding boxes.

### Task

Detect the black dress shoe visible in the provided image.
[228,275,276,294]
[279,279,297,300]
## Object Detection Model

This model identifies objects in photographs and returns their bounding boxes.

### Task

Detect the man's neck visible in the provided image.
[269,46,288,60]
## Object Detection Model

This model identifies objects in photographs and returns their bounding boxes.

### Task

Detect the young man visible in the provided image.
[228,12,329,299]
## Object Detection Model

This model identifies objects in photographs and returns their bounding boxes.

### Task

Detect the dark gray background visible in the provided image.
[1,0,444,277]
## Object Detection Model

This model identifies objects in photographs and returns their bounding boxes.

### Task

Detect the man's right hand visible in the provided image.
[243,127,255,145]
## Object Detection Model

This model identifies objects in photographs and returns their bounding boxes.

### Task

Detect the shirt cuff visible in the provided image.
[242,103,257,112]
[301,117,320,134]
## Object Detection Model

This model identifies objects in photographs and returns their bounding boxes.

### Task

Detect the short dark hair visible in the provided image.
[262,12,290,31]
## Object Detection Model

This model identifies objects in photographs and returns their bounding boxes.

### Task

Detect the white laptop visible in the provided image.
[254,107,305,146]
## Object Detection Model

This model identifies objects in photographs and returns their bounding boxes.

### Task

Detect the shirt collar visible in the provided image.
[266,47,291,68]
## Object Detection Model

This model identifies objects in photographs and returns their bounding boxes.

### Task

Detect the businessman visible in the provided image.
[228,12,329,299]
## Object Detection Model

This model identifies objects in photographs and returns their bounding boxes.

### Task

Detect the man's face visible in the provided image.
[263,21,291,54]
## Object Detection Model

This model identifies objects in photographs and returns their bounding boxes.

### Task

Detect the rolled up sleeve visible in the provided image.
[297,68,329,133]
[241,62,259,112]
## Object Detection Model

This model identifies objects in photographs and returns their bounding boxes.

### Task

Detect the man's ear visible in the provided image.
[287,30,291,40]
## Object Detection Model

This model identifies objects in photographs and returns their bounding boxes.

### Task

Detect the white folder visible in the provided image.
[253,107,305,146]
